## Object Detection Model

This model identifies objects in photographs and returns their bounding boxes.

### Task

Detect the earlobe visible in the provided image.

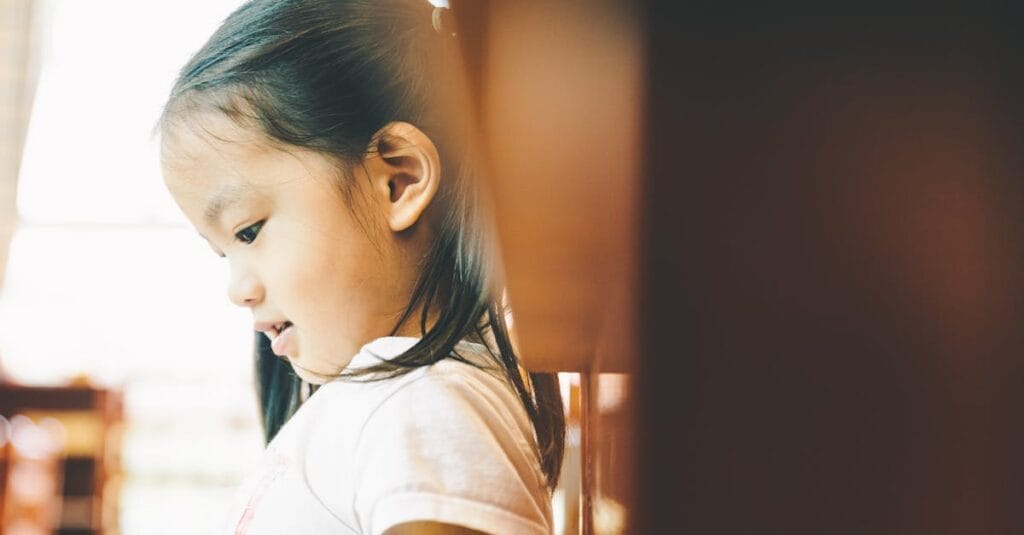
[368,122,441,233]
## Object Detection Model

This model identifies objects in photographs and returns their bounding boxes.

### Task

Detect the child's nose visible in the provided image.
[227,269,264,307]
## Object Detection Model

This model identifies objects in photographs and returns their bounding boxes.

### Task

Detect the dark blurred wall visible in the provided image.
[640,5,1024,534]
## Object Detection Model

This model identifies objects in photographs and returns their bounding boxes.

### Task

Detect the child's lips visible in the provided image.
[270,323,295,356]
[254,320,282,335]
[254,320,291,337]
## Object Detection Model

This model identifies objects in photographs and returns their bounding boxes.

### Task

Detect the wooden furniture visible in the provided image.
[458,2,1024,533]
[1,414,65,534]
[0,383,123,535]
[451,2,640,532]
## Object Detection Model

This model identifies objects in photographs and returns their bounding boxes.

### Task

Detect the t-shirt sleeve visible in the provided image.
[350,372,552,535]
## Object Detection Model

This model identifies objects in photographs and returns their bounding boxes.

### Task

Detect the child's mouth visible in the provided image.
[270,321,295,356]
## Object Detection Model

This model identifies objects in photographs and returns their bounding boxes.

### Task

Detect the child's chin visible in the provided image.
[290,361,334,385]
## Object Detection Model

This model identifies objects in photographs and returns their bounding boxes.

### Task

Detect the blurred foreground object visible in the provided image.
[456,1,1024,533]
[452,1,640,533]
[0,383,123,535]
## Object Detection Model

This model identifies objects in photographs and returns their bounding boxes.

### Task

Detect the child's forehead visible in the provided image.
[160,108,347,209]
[161,120,279,205]
[161,110,279,166]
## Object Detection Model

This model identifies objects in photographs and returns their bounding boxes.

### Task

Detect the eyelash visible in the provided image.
[235,220,265,245]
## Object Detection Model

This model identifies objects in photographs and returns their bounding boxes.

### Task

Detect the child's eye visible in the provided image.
[235,220,265,244]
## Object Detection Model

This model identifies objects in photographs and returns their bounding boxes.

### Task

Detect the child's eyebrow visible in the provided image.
[204,183,251,226]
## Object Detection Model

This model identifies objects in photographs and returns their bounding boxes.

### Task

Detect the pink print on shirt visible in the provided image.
[234,448,290,535]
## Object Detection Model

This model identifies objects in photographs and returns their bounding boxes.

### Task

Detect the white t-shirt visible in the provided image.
[222,336,553,535]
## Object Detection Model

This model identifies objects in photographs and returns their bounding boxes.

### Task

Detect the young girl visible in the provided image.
[158,0,564,533]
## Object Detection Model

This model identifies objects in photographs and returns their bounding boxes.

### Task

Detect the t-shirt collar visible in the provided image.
[342,336,497,373]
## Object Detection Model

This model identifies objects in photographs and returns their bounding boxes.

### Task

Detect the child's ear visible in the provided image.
[364,122,440,233]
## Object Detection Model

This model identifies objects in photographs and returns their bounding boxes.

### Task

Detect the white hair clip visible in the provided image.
[430,0,455,37]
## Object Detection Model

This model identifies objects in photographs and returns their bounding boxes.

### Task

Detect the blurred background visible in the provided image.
[0,1,267,533]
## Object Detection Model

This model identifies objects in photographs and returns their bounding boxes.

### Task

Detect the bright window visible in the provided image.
[0,2,263,533]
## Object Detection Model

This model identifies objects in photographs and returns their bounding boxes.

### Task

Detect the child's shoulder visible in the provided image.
[298,338,551,534]
[298,337,539,469]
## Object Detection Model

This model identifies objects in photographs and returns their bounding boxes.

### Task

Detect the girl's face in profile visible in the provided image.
[161,113,421,384]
